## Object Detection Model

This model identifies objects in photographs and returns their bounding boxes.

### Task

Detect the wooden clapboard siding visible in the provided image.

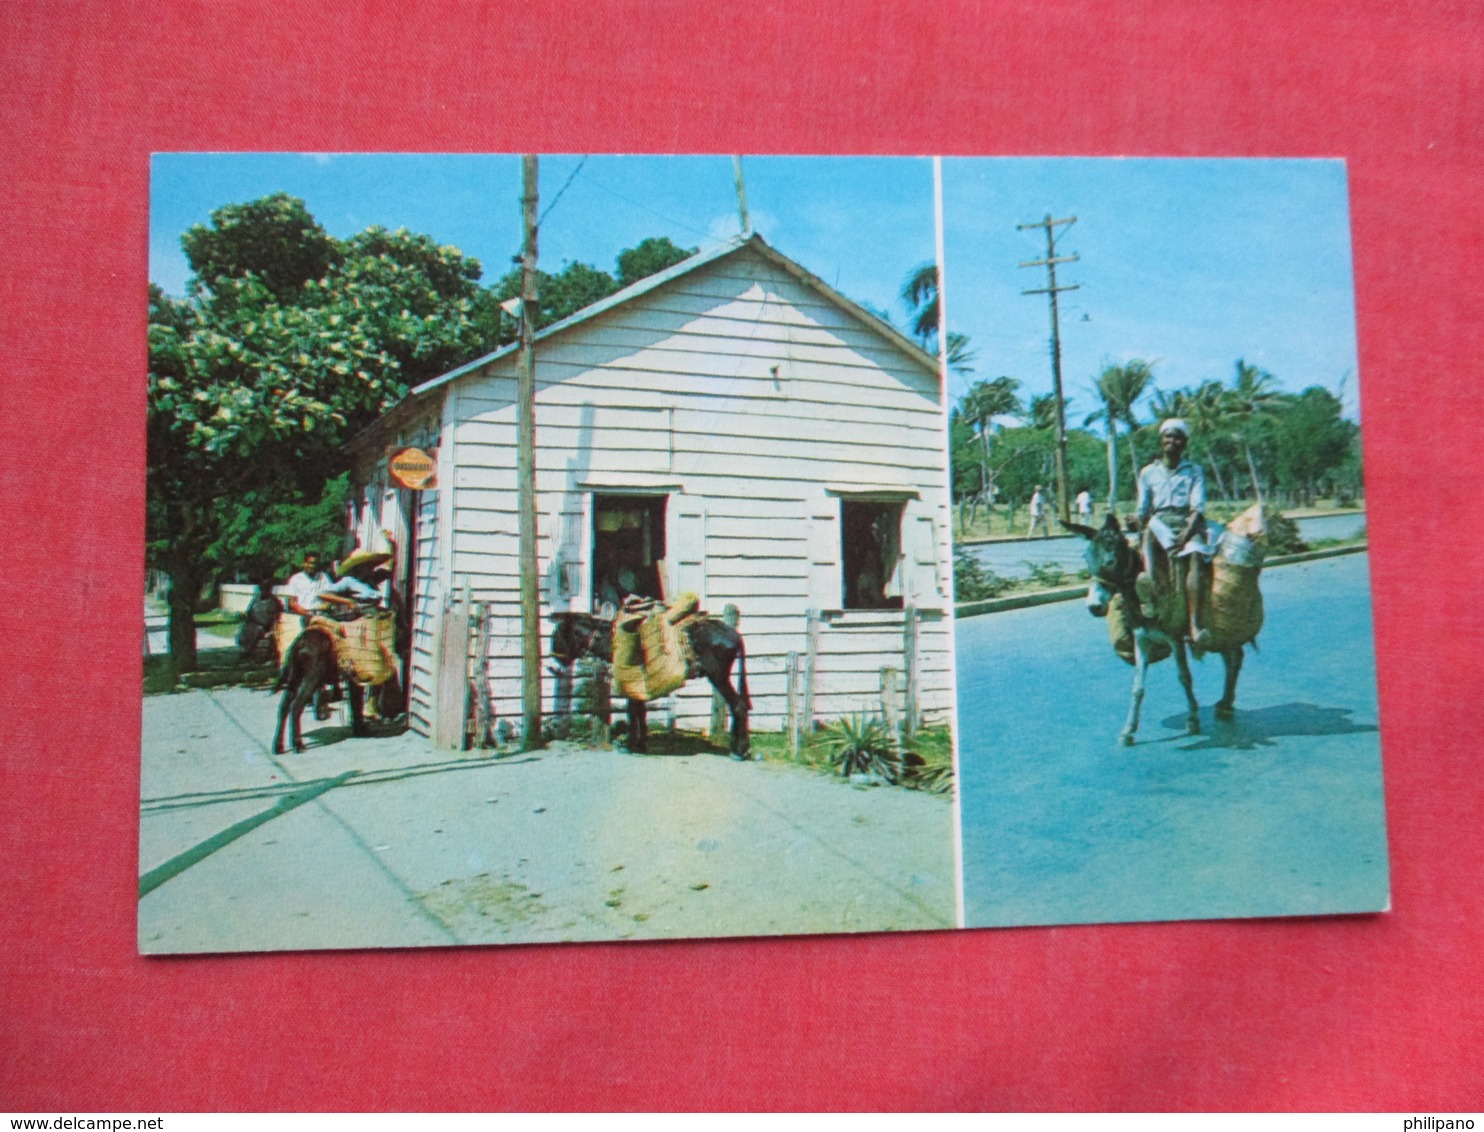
[400,242,954,734]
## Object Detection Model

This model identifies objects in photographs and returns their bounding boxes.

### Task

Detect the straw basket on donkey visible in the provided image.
[549,594,751,758]
[1064,505,1268,746]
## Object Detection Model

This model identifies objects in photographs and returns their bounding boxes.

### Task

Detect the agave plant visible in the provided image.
[823,713,898,782]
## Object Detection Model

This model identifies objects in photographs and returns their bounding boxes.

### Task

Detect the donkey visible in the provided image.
[271,627,367,754]
[235,584,282,660]
[1065,514,1247,746]
[549,611,751,758]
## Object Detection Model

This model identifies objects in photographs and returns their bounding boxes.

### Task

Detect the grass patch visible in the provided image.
[750,723,954,794]
[143,647,278,696]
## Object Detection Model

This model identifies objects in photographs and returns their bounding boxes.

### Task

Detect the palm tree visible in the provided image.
[901,262,976,376]
[1226,360,1286,500]
[1028,392,1060,431]
[1095,360,1155,500]
[961,376,1024,503]
[1151,382,1232,501]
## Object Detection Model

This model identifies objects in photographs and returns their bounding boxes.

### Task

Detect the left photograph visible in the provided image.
[141,154,960,953]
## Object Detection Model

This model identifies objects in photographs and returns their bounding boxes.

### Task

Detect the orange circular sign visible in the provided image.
[388,447,437,490]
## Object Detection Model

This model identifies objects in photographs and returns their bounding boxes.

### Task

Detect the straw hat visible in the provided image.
[338,548,393,576]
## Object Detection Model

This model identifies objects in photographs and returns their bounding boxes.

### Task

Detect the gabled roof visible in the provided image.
[408,231,941,398]
[347,233,943,458]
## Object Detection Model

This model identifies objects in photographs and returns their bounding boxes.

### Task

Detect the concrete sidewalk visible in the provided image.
[139,686,956,953]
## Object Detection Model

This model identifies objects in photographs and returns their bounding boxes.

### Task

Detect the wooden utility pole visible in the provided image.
[732,156,751,235]
[1018,214,1079,524]
[517,155,543,750]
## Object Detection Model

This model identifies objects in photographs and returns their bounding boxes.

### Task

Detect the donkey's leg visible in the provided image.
[698,646,750,759]
[626,699,648,753]
[1173,639,1201,734]
[288,678,316,752]
[1121,636,1149,746]
[1215,647,1244,720]
[272,681,294,755]
[348,681,367,737]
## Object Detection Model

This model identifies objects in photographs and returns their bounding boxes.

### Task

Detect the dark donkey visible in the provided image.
[271,626,368,754]
[549,611,751,758]
[1065,513,1247,746]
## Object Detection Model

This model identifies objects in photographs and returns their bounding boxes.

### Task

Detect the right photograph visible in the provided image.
[943,158,1390,927]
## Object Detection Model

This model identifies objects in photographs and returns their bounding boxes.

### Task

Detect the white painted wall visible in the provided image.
[414,246,953,736]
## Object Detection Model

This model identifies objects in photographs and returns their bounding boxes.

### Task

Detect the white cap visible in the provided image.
[1159,418,1189,438]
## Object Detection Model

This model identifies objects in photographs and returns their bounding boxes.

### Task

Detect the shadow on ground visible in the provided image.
[1158,702,1379,751]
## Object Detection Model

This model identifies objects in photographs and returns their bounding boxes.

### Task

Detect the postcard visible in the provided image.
[140,154,1387,954]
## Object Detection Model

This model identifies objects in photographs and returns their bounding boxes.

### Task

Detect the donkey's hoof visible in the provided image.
[1214,702,1235,721]
[1118,732,1135,747]
[1188,718,1201,736]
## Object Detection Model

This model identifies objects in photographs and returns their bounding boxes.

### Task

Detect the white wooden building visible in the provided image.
[346,234,954,744]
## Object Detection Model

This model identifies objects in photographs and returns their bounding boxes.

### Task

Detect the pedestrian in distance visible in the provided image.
[1026,484,1051,539]
[1075,486,1094,527]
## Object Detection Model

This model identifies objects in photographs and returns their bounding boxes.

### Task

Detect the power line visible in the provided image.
[536,155,588,230]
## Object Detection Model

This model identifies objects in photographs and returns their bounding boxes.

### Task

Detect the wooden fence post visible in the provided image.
[434,577,472,749]
[880,666,900,742]
[902,604,919,743]
[784,650,800,757]
[710,603,740,744]
[801,608,821,746]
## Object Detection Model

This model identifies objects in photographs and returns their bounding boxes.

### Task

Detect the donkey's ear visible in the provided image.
[1102,512,1123,532]
[1061,520,1098,540]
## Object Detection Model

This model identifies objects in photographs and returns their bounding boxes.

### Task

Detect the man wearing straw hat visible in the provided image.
[318,547,393,614]
[1135,418,1214,647]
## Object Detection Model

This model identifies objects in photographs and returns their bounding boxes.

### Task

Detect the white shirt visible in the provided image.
[1075,490,1092,514]
[1137,458,1206,521]
[1029,491,1046,516]
[285,569,329,613]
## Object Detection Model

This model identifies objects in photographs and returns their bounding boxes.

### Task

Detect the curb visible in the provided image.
[954,542,1369,619]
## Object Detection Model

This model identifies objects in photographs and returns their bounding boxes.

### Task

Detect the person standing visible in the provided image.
[1135,419,1213,646]
[1026,484,1051,538]
[284,551,329,618]
[1075,486,1094,526]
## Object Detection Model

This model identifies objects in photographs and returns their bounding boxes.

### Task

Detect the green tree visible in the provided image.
[1273,386,1356,504]
[899,262,976,374]
[960,377,1023,502]
[1227,359,1287,499]
[1095,360,1154,501]
[148,196,494,669]
[616,236,697,288]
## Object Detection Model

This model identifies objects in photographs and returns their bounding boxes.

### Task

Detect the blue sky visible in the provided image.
[150,153,1360,421]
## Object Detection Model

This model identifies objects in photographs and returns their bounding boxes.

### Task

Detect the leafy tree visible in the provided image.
[1273,386,1356,504]
[181,193,340,308]
[1227,360,1287,498]
[148,196,494,669]
[959,377,1023,504]
[616,236,697,288]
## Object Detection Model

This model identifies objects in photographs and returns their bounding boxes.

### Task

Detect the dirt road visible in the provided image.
[139,686,956,953]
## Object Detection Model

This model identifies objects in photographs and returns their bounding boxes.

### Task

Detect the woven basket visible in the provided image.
[273,616,303,663]
[611,606,690,701]
[1204,560,1264,651]
[1106,593,1172,667]
[329,611,398,686]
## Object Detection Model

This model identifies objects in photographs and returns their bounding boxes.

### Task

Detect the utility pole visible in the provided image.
[517,155,543,750]
[1018,213,1079,524]
[732,156,751,235]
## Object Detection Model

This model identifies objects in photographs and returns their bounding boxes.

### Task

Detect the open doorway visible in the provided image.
[841,498,905,610]
[591,494,668,611]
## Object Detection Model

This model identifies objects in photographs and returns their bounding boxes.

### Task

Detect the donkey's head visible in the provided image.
[1063,513,1139,618]
[548,611,613,667]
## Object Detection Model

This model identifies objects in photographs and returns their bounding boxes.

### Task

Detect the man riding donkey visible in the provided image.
[1134,418,1215,649]
[270,544,403,753]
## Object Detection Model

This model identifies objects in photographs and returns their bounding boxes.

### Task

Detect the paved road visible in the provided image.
[964,511,1367,580]
[955,552,1389,927]
[138,687,955,953]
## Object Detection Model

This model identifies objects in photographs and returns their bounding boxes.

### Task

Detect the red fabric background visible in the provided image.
[3,0,1480,1111]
